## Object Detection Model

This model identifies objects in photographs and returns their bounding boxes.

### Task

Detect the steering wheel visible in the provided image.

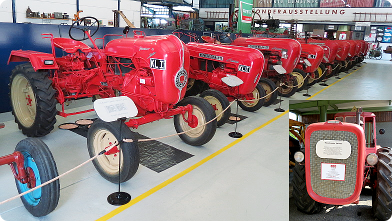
[69,16,100,41]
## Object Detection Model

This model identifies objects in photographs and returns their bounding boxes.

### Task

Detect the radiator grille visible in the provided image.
[309,130,358,199]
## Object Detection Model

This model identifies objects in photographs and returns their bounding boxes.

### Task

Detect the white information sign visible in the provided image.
[221,75,244,87]
[304,59,312,67]
[321,163,346,181]
[273,65,286,74]
[316,140,351,159]
[94,96,138,122]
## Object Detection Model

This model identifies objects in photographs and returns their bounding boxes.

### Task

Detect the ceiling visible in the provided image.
[289,100,392,115]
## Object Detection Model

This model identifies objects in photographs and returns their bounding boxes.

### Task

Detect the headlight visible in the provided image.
[366,153,378,166]
[294,151,305,163]
[281,49,288,59]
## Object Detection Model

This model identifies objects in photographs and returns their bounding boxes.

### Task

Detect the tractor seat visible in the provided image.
[53,38,92,53]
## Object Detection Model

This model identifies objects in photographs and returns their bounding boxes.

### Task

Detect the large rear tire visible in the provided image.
[174,96,217,146]
[373,148,392,221]
[87,119,140,183]
[14,138,60,217]
[292,163,323,214]
[259,78,278,107]
[200,89,230,127]
[10,63,57,137]
[238,84,265,112]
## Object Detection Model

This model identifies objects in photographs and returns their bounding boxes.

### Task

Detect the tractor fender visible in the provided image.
[8,50,59,71]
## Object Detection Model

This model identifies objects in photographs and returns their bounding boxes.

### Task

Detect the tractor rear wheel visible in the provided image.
[292,162,323,214]
[174,96,217,146]
[14,138,60,217]
[200,89,230,127]
[373,148,392,221]
[259,78,278,106]
[238,84,265,112]
[87,119,139,183]
[10,63,57,137]
[277,75,298,97]
[291,69,308,92]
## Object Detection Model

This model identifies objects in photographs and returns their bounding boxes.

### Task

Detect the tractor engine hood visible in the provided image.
[231,37,301,74]
[300,43,324,73]
[341,40,356,58]
[105,34,190,105]
[299,39,340,63]
[186,42,265,94]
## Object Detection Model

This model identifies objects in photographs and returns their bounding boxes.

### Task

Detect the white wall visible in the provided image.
[0,0,141,27]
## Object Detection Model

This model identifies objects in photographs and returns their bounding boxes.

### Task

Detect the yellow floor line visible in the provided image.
[306,64,365,100]
[97,110,289,221]
[97,63,365,220]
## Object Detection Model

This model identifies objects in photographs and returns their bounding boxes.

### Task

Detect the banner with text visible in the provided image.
[238,0,253,33]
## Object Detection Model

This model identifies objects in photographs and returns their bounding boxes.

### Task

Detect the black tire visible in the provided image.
[87,119,140,183]
[185,78,209,96]
[277,75,298,97]
[259,78,278,107]
[308,68,319,86]
[10,63,57,137]
[200,89,231,127]
[291,68,308,92]
[373,148,392,221]
[14,138,60,217]
[292,162,323,214]
[238,84,265,112]
[174,96,217,146]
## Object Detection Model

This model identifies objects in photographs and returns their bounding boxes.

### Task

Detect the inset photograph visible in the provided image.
[289,100,392,221]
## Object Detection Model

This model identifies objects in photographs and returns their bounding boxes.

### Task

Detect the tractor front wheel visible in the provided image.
[238,84,265,112]
[10,63,57,137]
[87,119,140,183]
[373,148,392,221]
[259,78,278,107]
[200,89,230,127]
[174,96,217,146]
[291,69,308,92]
[277,75,298,97]
[14,138,60,217]
[292,162,323,214]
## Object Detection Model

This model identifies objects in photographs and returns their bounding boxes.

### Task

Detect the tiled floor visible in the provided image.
[0,59,391,221]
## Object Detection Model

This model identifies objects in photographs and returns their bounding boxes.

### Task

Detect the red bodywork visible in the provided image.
[231,37,301,76]
[0,151,35,188]
[297,43,324,73]
[305,112,379,206]
[305,120,366,205]
[186,42,264,98]
[298,39,339,64]
[334,40,350,61]
[9,32,193,129]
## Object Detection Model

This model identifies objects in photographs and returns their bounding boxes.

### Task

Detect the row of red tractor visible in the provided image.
[2,17,369,217]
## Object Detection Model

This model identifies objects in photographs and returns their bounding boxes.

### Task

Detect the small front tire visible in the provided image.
[238,84,265,112]
[174,96,217,146]
[200,89,231,127]
[87,119,140,183]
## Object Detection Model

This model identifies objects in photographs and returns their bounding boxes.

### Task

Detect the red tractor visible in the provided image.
[185,42,266,126]
[8,17,217,182]
[292,110,392,220]
[296,43,324,89]
[231,37,302,98]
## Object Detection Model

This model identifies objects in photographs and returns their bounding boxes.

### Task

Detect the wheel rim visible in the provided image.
[291,72,304,88]
[203,95,223,122]
[316,67,322,79]
[260,82,272,103]
[11,74,37,128]
[93,129,123,175]
[16,151,41,206]
[241,87,259,108]
[279,79,295,95]
[179,105,206,138]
